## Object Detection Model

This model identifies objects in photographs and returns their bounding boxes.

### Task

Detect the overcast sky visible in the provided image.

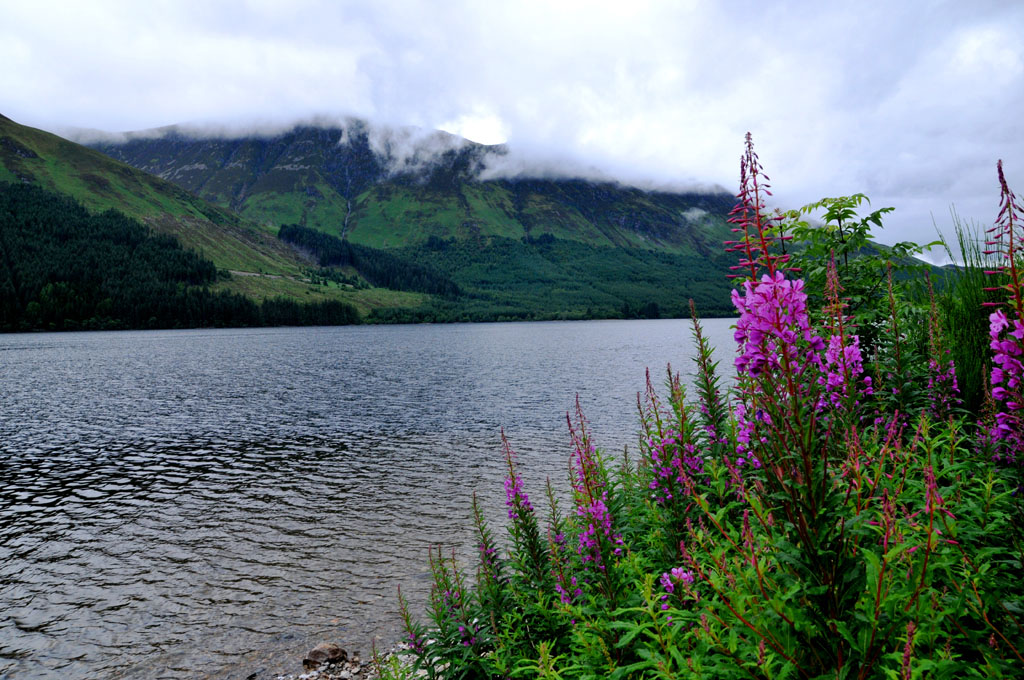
[2,0,1022,257]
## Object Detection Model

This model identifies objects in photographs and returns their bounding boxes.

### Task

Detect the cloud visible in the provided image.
[1,0,1022,254]
[363,124,472,177]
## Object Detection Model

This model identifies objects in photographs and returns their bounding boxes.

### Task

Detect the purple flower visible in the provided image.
[659,572,675,594]
[732,271,823,379]
[927,356,961,418]
[671,566,694,584]
[502,432,534,519]
[576,493,624,570]
[554,575,582,605]
[818,333,872,410]
[658,566,696,612]
[902,621,916,680]
[988,309,1024,460]
[647,431,703,504]
[503,473,533,519]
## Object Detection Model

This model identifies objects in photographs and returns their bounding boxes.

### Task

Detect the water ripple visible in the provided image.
[0,320,734,679]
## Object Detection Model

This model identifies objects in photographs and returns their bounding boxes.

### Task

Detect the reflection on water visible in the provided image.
[0,319,734,679]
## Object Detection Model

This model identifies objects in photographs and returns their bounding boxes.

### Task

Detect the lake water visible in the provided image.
[0,318,736,679]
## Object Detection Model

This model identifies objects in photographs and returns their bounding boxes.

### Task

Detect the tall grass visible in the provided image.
[937,210,1003,413]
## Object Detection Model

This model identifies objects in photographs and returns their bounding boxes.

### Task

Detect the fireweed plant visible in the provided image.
[982,161,1024,464]
[386,140,1024,680]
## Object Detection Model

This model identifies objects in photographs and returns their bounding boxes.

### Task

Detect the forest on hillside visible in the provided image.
[0,182,359,331]
[280,223,737,323]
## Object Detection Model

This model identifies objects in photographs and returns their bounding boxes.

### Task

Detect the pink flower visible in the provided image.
[819,333,872,409]
[732,271,824,378]
[988,310,1024,460]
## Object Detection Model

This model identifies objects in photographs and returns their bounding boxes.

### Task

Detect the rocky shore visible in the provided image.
[253,641,411,680]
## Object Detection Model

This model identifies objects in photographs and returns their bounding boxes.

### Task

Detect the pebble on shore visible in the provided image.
[269,642,413,680]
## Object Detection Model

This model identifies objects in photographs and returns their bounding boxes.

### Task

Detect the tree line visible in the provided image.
[278,223,461,297]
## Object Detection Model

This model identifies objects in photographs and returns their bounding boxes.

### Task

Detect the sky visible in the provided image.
[1,0,1022,258]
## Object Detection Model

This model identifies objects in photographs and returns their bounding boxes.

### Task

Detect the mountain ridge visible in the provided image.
[1,113,742,326]
[88,120,736,255]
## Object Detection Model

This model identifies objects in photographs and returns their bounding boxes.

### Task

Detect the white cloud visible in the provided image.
[437,110,506,146]
[1,0,1022,250]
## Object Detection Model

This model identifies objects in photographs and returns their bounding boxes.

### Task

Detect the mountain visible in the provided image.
[87,121,735,255]
[0,114,426,316]
[84,120,740,319]
[0,111,743,327]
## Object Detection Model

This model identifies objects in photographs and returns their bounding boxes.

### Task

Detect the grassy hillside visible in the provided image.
[0,181,361,330]
[277,224,736,323]
[382,235,736,321]
[0,115,258,232]
[0,114,407,315]
[0,114,304,274]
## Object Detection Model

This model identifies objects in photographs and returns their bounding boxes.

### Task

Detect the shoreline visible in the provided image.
[195,636,409,680]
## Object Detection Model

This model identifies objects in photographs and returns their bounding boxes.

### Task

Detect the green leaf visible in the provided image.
[610,620,652,649]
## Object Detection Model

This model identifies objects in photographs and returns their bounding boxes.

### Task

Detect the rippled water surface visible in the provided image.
[0,319,734,679]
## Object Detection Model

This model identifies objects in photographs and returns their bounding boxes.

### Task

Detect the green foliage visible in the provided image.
[397,370,1024,678]
[277,223,739,323]
[278,223,461,296]
[782,194,939,350]
[395,351,1023,679]
[303,266,370,290]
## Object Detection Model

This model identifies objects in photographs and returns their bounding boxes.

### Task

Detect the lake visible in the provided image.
[0,318,736,679]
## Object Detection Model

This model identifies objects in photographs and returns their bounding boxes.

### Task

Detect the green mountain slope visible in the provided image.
[0,113,300,274]
[0,114,427,315]
[89,122,736,255]
[278,223,737,322]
